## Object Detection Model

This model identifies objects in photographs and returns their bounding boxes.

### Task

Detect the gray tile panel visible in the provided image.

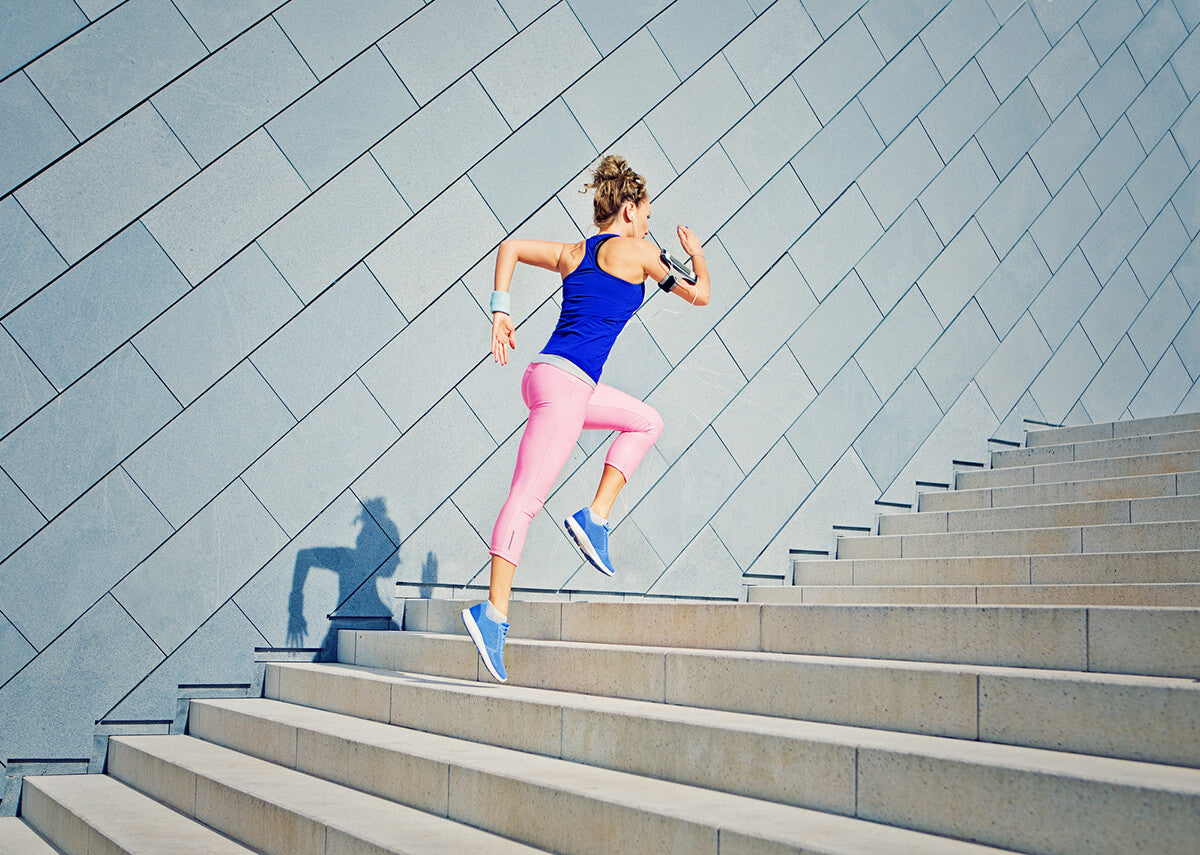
[789,183,882,300]
[975,312,1052,418]
[645,524,738,598]
[976,3,1048,100]
[1128,203,1191,294]
[858,121,943,228]
[716,253,816,378]
[358,282,486,433]
[1175,303,1200,379]
[3,223,189,391]
[975,233,1052,338]
[860,0,949,61]
[143,130,309,285]
[1079,0,1143,63]
[353,390,494,545]
[917,218,998,326]
[647,144,750,245]
[75,0,123,18]
[0,0,87,78]
[1128,133,1189,222]
[123,362,295,528]
[152,17,316,168]
[266,47,415,190]
[1080,189,1149,286]
[1029,172,1101,272]
[720,79,820,192]
[251,265,404,420]
[475,1,600,128]
[1031,248,1103,349]
[0,71,76,198]
[1081,47,1146,138]
[497,0,557,30]
[367,178,503,318]
[1174,24,1200,98]
[921,0,999,82]
[792,100,884,213]
[564,29,679,151]
[0,196,65,319]
[1175,168,1200,238]
[723,0,820,102]
[258,155,411,304]
[0,607,35,687]
[378,0,514,106]
[856,285,943,400]
[1127,63,1189,150]
[383,499,482,590]
[1081,336,1149,421]
[133,245,301,407]
[793,14,883,125]
[802,0,868,38]
[1176,0,1200,28]
[0,324,54,440]
[1029,99,1099,195]
[0,594,162,760]
[644,331,745,464]
[787,271,882,392]
[1029,0,1092,44]
[113,479,286,654]
[242,376,399,537]
[567,0,671,55]
[917,298,1000,411]
[0,345,179,519]
[918,60,998,161]
[854,202,943,314]
[918,138,998,243]
[854,369,944,490]
[14,104,197,266]
[0,467,171,652]
[1131,345,1191,416]
[858,39,945,146]
[786,358,881,481]
[648,0,754,80]
[1175,243,1200,306]
[0,468,44,565]
[171,0,279,51]
[718,166,818,286]
[25,0,206,139]
[646,55,752,174]
[1081,116,1149,209]
[373,74,509,213]
[977,80,1051,180]
[1130,275,1191,367]
[976,155,1051,258]
[1082,263,1147,359]
[1030,323,1101,422]
[1127,0,1187,80]
[713,347,816,473]
[274,0,422,80]
[631,426,741,565]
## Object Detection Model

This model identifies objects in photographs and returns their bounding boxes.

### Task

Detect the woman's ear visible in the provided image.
[622,200,637,223]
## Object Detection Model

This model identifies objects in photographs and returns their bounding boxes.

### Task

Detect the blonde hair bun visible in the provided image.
[584,154,647,228]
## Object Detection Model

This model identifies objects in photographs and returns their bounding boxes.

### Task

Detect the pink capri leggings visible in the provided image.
[490,362,663,565]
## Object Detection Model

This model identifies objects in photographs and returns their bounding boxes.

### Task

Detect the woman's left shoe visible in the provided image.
[565,508,616,576]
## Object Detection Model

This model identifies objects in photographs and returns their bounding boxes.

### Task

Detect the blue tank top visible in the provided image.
[540,234,645,384]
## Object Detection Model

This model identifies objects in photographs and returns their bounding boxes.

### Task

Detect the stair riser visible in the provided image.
[1025,412,1200,446]
[18,782,88,855]
[752,583,1200,608]
[0,817,61,855]
[957,452,1200,490]
[994,431,1200,468]
[919,472,1192,512]
[884,495,1200,535]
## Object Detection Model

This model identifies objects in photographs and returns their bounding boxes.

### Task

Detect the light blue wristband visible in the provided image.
[490,290,511,315]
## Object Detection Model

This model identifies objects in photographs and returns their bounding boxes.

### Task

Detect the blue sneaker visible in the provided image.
[462,602,508,682]
[565,508,616,576]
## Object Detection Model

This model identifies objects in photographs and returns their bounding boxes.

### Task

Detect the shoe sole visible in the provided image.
[565,516,615,577]
[461,608,507,683]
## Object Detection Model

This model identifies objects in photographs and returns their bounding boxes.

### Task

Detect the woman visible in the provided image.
[462,155,710,682]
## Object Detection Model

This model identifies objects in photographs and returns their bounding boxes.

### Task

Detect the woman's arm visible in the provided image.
[662,226,710,306]
[491,239,569,365]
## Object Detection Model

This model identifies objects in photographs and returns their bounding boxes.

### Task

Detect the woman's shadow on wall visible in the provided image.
[283,497,437,660]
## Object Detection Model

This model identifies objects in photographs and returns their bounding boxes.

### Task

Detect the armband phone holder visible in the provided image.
[656,249,698,292]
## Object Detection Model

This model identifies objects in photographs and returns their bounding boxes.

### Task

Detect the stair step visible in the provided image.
[338,629,1200,749]
[792,550,1200,592]
[212,671,1200,854]
[20,773,254,855]
[0,817,60,854]
[749,582,1200,608]
[1025,412,1200,446]
[114,726,1002,855]
[106,734,547,854]
[919,471,1198,512]
[880,494,1200,535]
[957,450,1200,490]
[993,429,1200,468]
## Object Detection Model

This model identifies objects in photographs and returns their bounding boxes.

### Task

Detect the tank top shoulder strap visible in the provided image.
[583,233,618,270]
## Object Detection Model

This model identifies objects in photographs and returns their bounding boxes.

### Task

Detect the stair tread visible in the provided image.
[882,493,1200,534]
[0,816,61,854]
[117,732,1006,855]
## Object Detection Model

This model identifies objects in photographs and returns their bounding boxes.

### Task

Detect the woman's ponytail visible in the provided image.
[583,155,647,228]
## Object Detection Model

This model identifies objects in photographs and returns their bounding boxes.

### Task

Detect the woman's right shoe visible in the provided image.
[462,602,508,682]
[565,508,616,576]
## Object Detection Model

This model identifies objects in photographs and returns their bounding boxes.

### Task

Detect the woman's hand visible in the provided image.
[492,313,516,365]
[677,225,702,258]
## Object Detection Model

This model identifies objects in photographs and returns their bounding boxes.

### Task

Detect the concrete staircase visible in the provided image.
[4,413,1199,852]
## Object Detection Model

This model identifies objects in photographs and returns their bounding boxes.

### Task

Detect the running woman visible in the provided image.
[462,155,711,682]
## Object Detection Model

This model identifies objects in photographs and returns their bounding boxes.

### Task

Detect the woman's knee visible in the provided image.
[645,406,664,441]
